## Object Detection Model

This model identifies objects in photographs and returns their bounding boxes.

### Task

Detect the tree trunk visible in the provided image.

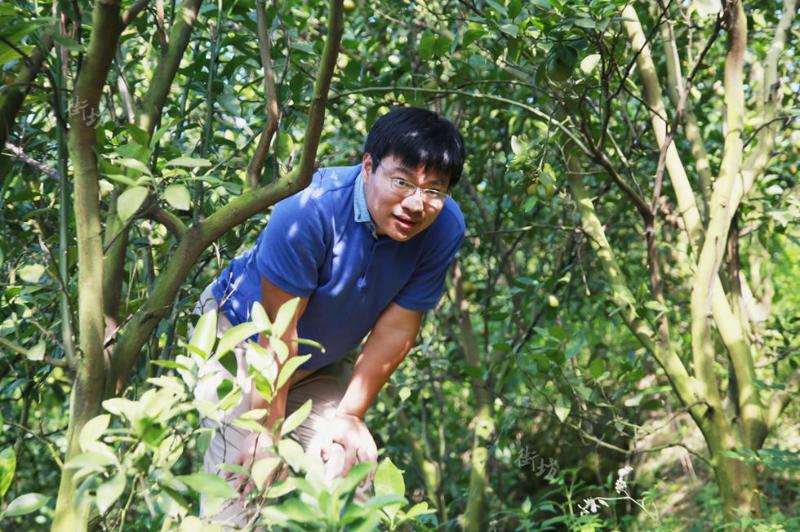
[52,2,124,529]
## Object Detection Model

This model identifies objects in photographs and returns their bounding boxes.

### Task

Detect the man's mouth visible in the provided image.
[393,215,418,229]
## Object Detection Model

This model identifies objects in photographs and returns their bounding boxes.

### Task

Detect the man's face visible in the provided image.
[362,153,450,241]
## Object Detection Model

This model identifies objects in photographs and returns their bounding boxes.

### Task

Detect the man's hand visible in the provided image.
[231,432,280,495]
[320,412,378,477]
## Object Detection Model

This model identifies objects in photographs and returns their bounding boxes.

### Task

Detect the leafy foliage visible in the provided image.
[0,0,798,529]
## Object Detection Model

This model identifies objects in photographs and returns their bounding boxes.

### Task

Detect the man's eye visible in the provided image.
[395,179,414,189]
[423,189,444,198]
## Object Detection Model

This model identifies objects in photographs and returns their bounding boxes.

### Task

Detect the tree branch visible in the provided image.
[108,0,345,395]
[0,30,55,185]
[689,0,758,444]
[3,142,61,180]
[137,0,203,136]
[54,1,124,525]
[563,142,707,431]
[737,0,797,204]
[247,0,281,189]
[146,204,188,239]
[122,0,151,27]
[621,4,702,248]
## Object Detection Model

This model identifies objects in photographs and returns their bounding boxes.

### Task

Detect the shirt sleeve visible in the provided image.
[255,190,326,298]
[394,226,465,312]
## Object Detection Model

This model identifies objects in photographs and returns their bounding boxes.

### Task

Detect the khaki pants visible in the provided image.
[192,285,364,527]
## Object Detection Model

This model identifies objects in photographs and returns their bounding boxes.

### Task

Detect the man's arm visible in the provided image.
[252,276,309,432]
[233,276,308,492]
[328,302,423,471]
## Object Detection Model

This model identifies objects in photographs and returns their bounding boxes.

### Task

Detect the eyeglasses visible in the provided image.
[379,171,448,208]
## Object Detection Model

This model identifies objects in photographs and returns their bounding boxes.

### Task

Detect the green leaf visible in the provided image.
[177,473,237,498]
[261,497,317,524]
[216,379,234,401]
[4,493,50,517]
[398,387,411,402]
[335,462,374,496]
[692,0,721,18]
[0,447,16,498]
[238,409,268,421]
[374,457,405,521]
[554,402,571,422]
[54,33,82,51]
[251,302,271,332]
[96,473,126,514]
[510,135,525,156]
[164,184,191,211]
[251,456,282,490]
[589,358,605,379]
[246,342,278,383]
[433,36,450,56]
[419,33,436,60]
[580,53,601,75]
[102,398,136,418]
[79,414,111,452]
[18,264,45,283]
[462,28,487,48]
[216,386,243,412]
[116,158,152,176]
[190,310,218,359]
[63,451,116,470]
[272,297,300,338]
[231,417,270,433]
[282,399,312,435]
[165,156,212,168]
[270,337,289,364]
[277,439,306,472]
[275,354,311,390]
[26,340,45,361]
[118,186,149,222]
[405,501,434,519]
[215,321,261,359]
[362,494,407,510]
[104,173,138,187]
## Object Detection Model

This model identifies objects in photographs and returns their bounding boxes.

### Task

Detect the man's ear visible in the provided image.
[361,153,374,180]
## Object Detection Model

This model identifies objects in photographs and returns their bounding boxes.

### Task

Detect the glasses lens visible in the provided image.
[390,178,414,195]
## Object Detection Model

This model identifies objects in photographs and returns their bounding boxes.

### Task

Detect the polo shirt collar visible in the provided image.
[354,170,378,239]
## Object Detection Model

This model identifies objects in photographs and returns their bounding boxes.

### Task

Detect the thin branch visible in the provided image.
[466,223,579,238]
[3,143,61,179]
[5,421,65,468]
[631,442,711,466]
[0,30,55,185]
[122,0,151,27]
[146,204,188,239]
[330,86,593,158]
[246,0,281,189]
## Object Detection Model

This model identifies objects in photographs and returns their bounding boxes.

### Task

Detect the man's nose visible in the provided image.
[401,189,424,212]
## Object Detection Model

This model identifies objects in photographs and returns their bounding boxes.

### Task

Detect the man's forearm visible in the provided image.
[336,304,422,418]
[251,276,309,434]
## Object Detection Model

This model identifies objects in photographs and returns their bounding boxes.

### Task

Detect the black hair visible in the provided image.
[363,107,465,188]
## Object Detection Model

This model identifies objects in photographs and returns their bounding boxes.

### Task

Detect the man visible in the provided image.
[195,107,465,522]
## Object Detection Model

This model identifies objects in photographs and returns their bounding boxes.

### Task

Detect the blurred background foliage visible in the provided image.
[0,0,798,529]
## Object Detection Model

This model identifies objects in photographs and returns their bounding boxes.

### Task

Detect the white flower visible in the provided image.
[615,465,633,493]
[578,497,608,515]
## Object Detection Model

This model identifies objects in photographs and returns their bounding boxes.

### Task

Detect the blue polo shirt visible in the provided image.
[211,164,465,369]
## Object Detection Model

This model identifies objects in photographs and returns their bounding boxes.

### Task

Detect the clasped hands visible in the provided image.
[231,411,377,495]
